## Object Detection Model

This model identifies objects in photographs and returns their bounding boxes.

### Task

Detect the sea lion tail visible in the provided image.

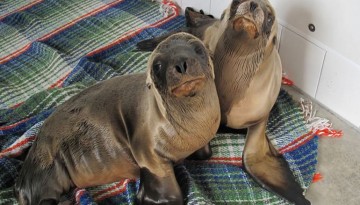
[14,149,72,205]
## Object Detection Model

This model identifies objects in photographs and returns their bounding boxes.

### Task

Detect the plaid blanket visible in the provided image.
[0,0,318,204]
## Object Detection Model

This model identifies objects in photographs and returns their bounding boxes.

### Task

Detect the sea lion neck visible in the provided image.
[162,80,218,134]
[214,30,267,83]
[212,31,268,114]
[222,27,267,54]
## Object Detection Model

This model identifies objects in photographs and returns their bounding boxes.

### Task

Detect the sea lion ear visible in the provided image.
[146,82,151,89]
[208,50,215,79]
[146,52,156,89]
[266,20,278,48]
[146,75,153,89]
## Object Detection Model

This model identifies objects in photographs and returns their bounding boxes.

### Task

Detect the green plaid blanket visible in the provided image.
[0,0,318,204]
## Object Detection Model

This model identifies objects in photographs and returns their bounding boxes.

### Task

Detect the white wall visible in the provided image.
[173,0,360,128]
[270,0,360,66]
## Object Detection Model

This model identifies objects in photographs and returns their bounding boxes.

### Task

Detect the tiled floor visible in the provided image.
[283,86,360,205]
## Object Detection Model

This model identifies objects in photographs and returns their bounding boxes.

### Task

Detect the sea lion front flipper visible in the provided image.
[243,118,310,205]
[185,7,214,28]
[187,143,212,160]
[136,29,187,52]
[136,167,182,205]
[136,33,173,52]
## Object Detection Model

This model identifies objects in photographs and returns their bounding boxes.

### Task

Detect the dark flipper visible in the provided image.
[243,118,311,205]
[136,167,182,205]
[136,31,182,52]
[14,145,72,205]
[185,7,215,27]
[136,7,216,52]
[187,143,212,160]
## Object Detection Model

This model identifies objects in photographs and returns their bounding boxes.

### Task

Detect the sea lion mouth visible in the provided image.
[233,15,259,39]
[171,76,206,97]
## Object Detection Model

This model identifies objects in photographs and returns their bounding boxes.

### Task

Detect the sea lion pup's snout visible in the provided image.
[147,32,214,98]
[228,0,275,39]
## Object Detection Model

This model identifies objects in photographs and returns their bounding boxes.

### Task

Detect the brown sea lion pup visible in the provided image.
[14,32,220,205]
[137,1,311,204]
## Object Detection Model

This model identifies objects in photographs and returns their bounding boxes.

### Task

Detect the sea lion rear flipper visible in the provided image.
[243,118,311,205]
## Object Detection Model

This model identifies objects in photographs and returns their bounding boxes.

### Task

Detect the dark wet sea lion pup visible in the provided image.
[14,32,220,205]
[137,0,311,204]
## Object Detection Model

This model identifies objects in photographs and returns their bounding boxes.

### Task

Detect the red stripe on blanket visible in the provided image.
[0,118,30,131]
[209,161,242,167]
[38,0,124,41]
[210,157,242,161]
[0,136,35,157]
[11,102,25,109]
[94,179,135,202]
[0,44,32,64]
[0,0,124,65]
[48,72,71,89]
[208,157,242,166]
[95,185,127,202]
[86,11,178,57]
[279,132,315,154]
[0,0,43,20]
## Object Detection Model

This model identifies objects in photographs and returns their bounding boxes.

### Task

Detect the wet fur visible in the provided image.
[15,33,220,205]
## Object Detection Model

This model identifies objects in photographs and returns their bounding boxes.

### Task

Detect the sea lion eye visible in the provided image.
[153,63,162,72]
[192,42,207,58]
[267,14,274,24]
[194,46,205,56]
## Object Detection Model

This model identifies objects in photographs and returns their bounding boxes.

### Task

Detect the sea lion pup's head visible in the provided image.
[219,0,278,44]
[146,32,215,99]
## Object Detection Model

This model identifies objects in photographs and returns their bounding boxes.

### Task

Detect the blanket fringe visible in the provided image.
[300,98,343,138]
[312,172,323,183]
[159,0,180,17]
[282,72,294,86]
[75,188,87,205]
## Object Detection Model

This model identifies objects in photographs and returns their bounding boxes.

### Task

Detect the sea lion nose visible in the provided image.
[250,1,258,12]
[175,61,188,74]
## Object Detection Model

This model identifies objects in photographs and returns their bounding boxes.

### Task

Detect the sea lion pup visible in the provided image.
[137,1,310,204]
[14,32,220,205]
